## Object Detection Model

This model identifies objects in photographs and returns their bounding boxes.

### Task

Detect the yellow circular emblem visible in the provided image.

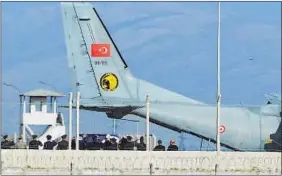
[100,73,119,91]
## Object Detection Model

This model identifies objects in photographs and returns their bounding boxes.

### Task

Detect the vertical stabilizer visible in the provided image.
[61,2,136,106]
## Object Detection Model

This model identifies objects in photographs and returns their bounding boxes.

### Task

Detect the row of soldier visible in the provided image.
[1,134,69,150]
[71,134,179,151]
[29,134,69,150]
[1,134,179,151]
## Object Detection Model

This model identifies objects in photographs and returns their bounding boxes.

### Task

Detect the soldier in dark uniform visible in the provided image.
[108,138,118,150]
[29,135,43,150]
[137,136,146,151]
[118,137,127,150]
[103,139,111,150]
[123,136,134,150]
[71,136,85,150]
[87,135,101,150]
[167,140,178,151]
[57,135,68,150]
[43,135,57,150]
[154,140,166,151]
[1,135,15,149]
[71,137,76,150]
[83,135,94,150]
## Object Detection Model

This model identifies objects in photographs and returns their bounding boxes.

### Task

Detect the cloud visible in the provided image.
[2,56,70,95]
[2,3,59,30]
[94,2,218,57]
[234,23,281,42]
[2,2,64,72]
[22,5,59,26]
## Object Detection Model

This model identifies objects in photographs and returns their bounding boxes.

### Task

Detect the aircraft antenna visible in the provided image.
[216,1,221,156]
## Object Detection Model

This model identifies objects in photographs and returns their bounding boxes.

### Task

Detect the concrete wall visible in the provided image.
[1,150,281,175]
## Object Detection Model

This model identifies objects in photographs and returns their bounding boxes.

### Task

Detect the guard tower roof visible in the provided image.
[21,89,65,97]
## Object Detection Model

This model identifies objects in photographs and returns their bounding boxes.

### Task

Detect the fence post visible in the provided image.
[70,162,73,175]
[215,163,219,175]
[149,162,153,175]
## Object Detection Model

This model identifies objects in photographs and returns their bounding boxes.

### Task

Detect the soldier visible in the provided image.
[153,140,165,151]
[88,135,101,150]
[71,137,76,150]
[57,135,68,150]
[103,134,112,150]
[29,135,43,150]
[1,135,15,149]
[1,135,9,149]
[83,134,94,150]
[123,136,134,150]
[108,138,118,150]
[43,135,57,150]
[137,136,146,151]
[15,136,26,149]
[118,136,127,150]
[167,139,178,151]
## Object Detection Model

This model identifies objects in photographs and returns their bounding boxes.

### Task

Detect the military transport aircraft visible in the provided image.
[61,2,281,151]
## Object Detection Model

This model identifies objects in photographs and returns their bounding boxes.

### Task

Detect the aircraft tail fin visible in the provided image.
[61,2,136,106]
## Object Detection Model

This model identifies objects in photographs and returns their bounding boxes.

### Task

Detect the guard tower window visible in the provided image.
[34,100,43,112]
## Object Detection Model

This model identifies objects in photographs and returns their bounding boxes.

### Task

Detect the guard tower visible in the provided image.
[20,89,66,144]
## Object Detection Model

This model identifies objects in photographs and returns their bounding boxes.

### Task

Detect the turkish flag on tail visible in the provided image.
[91,44,111,57]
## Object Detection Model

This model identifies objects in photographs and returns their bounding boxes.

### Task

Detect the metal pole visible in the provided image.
[207,139,211,151]
[216,1,221,156]
[146,94,150,151]
[53,97,57,114]
[14,132,17,144]
[200,138,203,151]
[19,95,22,136]
[69,92,73,150]
[76,92,80,150]
[137,122,139,136]
[50,97,53,113]
[3,82,20,93]
[3,83,22,137]
[113,119,116,135]
[146,94,152,172]
[22,97,26,143]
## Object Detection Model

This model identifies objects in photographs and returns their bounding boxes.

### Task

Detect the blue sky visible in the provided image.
[1,2,281,150]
